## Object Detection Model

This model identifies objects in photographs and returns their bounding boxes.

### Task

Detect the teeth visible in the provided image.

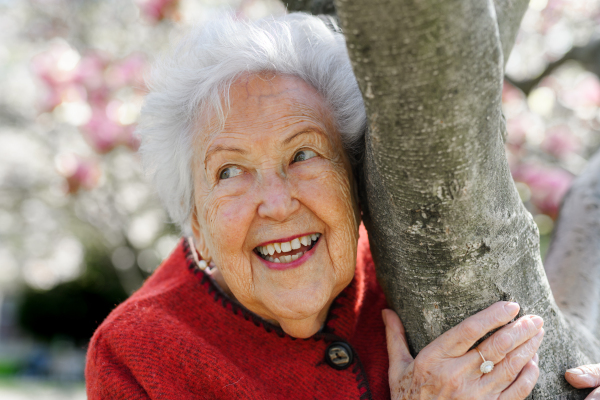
[257,233,321,262]
[291,238,301,250]
[281,242,292,252]
[262,249,308,264]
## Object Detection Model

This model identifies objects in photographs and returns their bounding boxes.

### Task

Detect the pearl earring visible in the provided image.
[187,237,213,274]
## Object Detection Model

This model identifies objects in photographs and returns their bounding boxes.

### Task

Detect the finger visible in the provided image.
[437,301,520,358]
[585,386,600,400]
[566,364,600,389]
[482,329,544,392]
[498,354,540,400]
[475,314,543,365]
[383,309,413,380]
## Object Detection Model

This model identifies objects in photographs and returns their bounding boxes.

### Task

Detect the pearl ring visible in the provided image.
[477,348,494,374]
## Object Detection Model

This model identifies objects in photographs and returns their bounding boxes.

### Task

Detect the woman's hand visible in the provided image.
[565,364,600,399]
[383,301,544,400]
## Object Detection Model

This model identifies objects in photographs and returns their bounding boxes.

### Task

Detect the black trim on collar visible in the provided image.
[181,238,374,399]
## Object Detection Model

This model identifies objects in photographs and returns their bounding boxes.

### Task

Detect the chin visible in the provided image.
[259,287,336,337]
[266,285,332,316]
[277,315,325,339]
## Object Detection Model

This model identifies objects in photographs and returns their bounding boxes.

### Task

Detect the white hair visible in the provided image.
[138,13,367,235]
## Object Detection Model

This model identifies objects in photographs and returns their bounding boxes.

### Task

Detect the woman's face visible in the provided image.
[191,73,360,338]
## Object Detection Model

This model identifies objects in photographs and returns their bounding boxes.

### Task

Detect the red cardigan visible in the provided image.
[85,227,391,399]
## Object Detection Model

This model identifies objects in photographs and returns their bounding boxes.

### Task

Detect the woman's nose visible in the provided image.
[257,170,300,221]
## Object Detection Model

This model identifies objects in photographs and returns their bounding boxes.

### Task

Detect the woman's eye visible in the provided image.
[219,166,243,180]
[292,150,317,163]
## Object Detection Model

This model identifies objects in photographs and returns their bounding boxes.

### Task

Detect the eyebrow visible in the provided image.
[204,145,248,165]
[204,128,326,166]
[282,128,324,146]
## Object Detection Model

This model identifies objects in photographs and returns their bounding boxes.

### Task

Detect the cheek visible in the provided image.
[199,191,255,269]
[293,161,359,272]
[200,193,259,297]
[199,174,254,246]
[294,159,356,222]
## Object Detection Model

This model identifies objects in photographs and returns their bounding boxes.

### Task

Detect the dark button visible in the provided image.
[325,342,353,370]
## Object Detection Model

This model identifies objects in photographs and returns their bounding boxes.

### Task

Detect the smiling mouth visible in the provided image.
[254,233,321,263]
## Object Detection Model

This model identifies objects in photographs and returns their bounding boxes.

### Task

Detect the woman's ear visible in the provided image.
[190,205,211,262]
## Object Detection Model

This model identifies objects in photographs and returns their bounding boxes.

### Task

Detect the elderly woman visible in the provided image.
[85,13,600,399]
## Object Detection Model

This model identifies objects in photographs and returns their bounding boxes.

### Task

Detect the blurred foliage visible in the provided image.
[0,361,21,376]
[17,246,127,344]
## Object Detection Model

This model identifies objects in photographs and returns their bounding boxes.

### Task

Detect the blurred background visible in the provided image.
[0,0,598,397]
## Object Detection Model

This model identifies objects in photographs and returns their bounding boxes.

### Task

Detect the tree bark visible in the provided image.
[285,0,336,15]
[326,0,600,398]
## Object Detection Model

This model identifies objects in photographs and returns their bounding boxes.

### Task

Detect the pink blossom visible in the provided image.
[75,51,110,90]
[31,43,86,111]
[81,104,138,154]
[33,42,148,162]
[560,74,600,109]
[135,0,180,22]
[124,131,141,152]
[31,43,77,87]
[506,115,528,146]
[105,53,147,91]
[541,125,581,158]
[55,154,101,194]
[81,106,121,154]
[512,163,573,219]
[502,81,524,104]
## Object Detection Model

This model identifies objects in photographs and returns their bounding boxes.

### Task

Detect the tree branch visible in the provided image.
[284,0,528,67]
[507,38,600,95]
[493,0,529,67]
[545,148,600,336]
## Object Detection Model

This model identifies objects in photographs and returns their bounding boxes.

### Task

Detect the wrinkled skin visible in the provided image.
[190,73,360,339]
[384,302,544,400]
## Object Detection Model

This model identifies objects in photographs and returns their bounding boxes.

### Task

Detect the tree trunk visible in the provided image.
[326,0,599,398]
[286,0,600,397]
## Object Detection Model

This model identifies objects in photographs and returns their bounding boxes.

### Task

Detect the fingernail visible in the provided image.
[567,368,585,375]
[530,315,544,329]
[504,302,520,314]
[533,353,539,363]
